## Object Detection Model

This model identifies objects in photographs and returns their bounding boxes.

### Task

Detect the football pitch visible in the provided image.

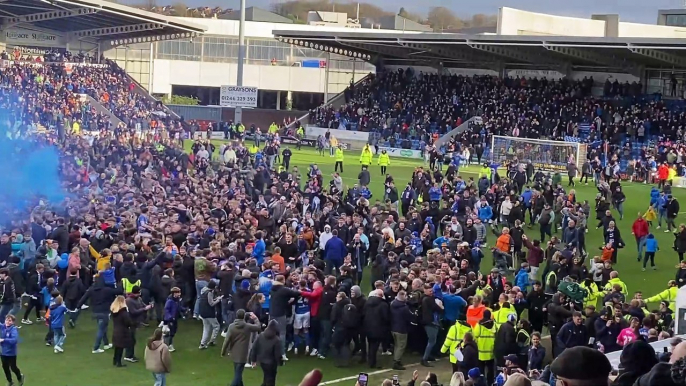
[11,143,686,386]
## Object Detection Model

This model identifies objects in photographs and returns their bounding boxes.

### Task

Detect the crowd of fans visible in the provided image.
[2,58,686,386]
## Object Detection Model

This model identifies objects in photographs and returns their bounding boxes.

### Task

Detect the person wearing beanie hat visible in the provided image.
[125,285,152,363]
[613,340,658,386]
[467,367,486,386]
[549,346,611,385]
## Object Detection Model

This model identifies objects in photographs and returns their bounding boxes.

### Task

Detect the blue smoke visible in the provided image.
[0,120,68,224]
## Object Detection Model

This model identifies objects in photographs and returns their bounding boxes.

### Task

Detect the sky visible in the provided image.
[121,0,686,24]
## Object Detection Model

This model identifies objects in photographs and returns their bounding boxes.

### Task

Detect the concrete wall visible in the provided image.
[498,7,606,36]
[151,59,369,95]
[498,7,686,38]
[618,22,686,37]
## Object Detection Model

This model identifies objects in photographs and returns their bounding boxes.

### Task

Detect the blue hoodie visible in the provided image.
[441,292,467,322]
[521,190,533,208]
[433,236,449,248]
[515,268,531,292]
[49,303,67,329]
[658,195,668,213]
[252,239,266,265]
[650,187,660,206]
[0,324,18,356]
[645,234,659,253]
[429,187,442,201]
[258,270,274,310]
[478,204,493,223]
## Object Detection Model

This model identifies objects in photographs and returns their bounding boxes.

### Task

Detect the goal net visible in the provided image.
[489,135,584,172]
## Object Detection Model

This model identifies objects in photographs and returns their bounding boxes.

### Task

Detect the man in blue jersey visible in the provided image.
[293,279,312,355]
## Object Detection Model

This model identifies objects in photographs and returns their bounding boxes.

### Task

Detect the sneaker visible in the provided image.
[382,350,392,356]
[36,317,45,322]
[221,331,227,338]
[665,229,670,233]
[310,348,319,357]
[45,342,51,346]
[244,363,253,368]
[653,266,658,270]
[80,304,89,310]
[92,349,105,354]
[199,345,207,350]
[69,319,76,328]
[209,341,216,347]
[305,345,310,353]
[318,354,326,359]
[18,373,24,386]
[104,344,113,350]
[281,354,289,361]
[168,345,176,352]
[642,268,646,272]
[287,342,294,352]
[294,347,299,355]
[420,360,433,367]
[656,225,661,229]
[123,357,138,363]
[21,319,32,325]
[54,348,59,354]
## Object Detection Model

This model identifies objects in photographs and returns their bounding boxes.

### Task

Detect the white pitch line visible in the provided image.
[319,334,551,385]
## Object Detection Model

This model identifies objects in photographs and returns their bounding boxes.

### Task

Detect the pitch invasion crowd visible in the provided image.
[0,63,686,386]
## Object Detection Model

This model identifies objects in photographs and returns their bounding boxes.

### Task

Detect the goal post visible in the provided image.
[489,135,582,172]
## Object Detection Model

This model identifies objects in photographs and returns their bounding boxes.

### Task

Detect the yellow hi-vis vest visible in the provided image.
[122,278,141,294]
[646,286,678,311]
[474,322,496,361]
[441,321,472,363]
[493,305,516,330]
[335,148,344,162]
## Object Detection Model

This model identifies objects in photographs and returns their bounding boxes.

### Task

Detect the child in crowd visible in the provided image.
[643,233,659,271]
[600,243,615,262]
[163,287,185,352]
[49,296,68,353]
[644,205,657,227]
[99,263,117,288]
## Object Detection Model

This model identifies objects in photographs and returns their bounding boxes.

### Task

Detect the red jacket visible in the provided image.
[632,218,649,238]
[658,164,669,180]
[300,286,323,317]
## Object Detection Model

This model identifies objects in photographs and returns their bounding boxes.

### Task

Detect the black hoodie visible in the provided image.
[249,319,282,365]
[78,276,123,314]
[268,282,300,319]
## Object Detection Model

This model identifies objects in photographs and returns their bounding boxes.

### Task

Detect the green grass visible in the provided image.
[14,143,686,386]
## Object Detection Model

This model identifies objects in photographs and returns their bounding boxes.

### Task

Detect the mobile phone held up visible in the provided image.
[358,373,369,386]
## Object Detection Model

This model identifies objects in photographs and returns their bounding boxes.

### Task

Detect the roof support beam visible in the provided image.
[399,42,502,71]
[73,23,164,38]
[107,32,199,48]
[4,8,98,26]
[544,44,642,76]
[628,45,686,68]
[466,42,568,68]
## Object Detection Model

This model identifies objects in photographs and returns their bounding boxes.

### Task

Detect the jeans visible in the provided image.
[324,260,341,276]
[7,299,20,317]
[125,327,137,358]
[636,236,647,260]
[659,211,666,227]
[616,202,624,219]
[230,362,246,386]
[270,315,288,353]
[153,373,167,386]
[93,313,110,350]
[201,317,220,346]
[53,327,66,348]
[222,301,234,330]
[193,280,208,316]
[0,305,12,322]
[319,319,332,356]
[267,155,276,168]
[423,325,438,361]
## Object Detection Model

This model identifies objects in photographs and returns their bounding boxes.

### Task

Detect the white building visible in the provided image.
[105,13,422,110]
